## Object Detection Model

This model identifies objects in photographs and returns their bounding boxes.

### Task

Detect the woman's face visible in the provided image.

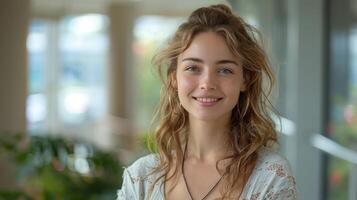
[175,31,246,122]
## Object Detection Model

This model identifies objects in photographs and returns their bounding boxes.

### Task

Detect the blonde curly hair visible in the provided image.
[149,4,278,199]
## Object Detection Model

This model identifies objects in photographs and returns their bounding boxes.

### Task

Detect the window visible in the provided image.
[326,0,357,199]
[27,14,109,137]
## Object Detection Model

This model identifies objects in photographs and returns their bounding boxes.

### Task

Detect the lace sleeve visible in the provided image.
[117,168,137,200]
[262,160,297,200]
[242,150,298,200]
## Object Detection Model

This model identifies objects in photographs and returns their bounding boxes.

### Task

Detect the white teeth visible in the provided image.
[196,97,219,103]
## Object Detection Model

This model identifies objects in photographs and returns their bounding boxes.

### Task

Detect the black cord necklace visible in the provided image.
[181,142,224,200]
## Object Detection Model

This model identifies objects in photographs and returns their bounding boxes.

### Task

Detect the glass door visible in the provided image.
[326,0,357,199]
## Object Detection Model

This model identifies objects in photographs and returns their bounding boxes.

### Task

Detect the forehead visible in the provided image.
[179,31,239,63]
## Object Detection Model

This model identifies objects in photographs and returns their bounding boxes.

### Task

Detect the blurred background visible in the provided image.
[1,0,357,199]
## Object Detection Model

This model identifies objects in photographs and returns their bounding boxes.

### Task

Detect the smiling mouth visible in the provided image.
[192,97,223,103]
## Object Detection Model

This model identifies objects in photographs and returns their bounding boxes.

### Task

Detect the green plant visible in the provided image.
[139,132,157,153]
[0,132,124,200]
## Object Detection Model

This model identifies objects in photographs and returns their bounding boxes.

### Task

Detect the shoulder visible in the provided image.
[127,154,160,172]
[242,147,297,200]
[256,147,291,170]
[117,154,163,200]
[125,154,160,180]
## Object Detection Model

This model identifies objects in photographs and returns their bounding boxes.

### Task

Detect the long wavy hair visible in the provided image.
[149,4,278,199]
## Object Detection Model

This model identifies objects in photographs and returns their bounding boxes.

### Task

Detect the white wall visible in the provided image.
[285,0,324,199]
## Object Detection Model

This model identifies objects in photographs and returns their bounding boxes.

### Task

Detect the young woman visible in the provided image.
[117,4,297,200]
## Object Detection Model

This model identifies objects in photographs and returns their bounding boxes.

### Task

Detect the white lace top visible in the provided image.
[117,148,297,200]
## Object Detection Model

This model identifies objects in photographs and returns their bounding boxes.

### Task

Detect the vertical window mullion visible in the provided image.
[45,20,60,134]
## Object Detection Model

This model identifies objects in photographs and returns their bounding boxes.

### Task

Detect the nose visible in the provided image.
[199,70,217,90]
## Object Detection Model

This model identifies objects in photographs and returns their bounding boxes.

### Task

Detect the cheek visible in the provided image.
[225,80,243,102]
[230,88,241,102]
[177,74,196,94]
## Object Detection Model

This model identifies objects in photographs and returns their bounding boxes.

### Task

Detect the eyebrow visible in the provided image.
[181,57,239,66]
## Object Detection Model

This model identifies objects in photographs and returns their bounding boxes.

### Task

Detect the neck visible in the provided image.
[186,115,232,162]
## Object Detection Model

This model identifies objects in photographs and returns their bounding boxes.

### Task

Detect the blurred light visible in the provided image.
[61,15,108,52]
[74,144,90,174]
[68,14,105,35]
[134,16,185,42]
[27,32,47,52]
[74,157,90,174]
[27,93,47,123]
[63,88,89,114]
[271,114,296,136]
